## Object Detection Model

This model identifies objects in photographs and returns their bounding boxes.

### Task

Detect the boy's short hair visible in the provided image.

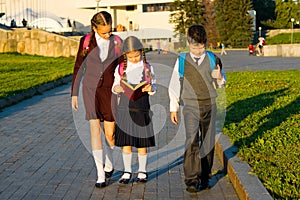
[187,25,207,45]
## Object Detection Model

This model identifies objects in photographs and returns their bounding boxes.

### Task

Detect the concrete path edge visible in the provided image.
[215,133,274,200]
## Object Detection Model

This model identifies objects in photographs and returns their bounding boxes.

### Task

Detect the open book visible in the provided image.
[120,80,148,101]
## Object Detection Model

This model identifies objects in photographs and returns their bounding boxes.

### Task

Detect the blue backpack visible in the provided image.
[178,51,225,78]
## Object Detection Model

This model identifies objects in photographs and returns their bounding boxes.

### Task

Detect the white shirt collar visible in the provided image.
[127,60,143,69]
[95,32,109,45]
[189,50,206,59]
[189,50,206,65]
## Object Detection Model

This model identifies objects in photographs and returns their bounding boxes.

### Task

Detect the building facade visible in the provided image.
[76,0,175,40]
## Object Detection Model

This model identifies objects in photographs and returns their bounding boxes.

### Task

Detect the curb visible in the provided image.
[215,133,273,200]
[0,75,72,110]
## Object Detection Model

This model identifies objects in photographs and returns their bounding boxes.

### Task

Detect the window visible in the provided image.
[143,3,171,12]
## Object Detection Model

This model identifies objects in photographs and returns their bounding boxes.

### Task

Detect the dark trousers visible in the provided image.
[182,104,216,186]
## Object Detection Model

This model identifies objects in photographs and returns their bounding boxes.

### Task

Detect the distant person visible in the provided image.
[10,19,16,27]
[258,37,265,56]
[112,36,156,184]
[220,42,227,55]
[71,11,123,188]
[22,18,27,27]
[157,41,161,54]
[248,44,255,56]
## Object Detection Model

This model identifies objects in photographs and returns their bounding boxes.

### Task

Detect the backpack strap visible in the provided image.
[114,35,122,57]
[178,53,186,78]
[118,61,125,77]
[206,50,216,71]
[144,62,152,84]
[206,50,227,81]
[83,33,91,50]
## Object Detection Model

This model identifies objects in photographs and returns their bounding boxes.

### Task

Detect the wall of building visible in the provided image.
[0,28,80,57]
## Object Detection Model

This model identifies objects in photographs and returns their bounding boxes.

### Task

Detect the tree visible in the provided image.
[170,0,220,47]
[215,0,254,47]
[271,0,300,29]
[203,0,219,48]
[252,0,276,29]
[169,0,205,37]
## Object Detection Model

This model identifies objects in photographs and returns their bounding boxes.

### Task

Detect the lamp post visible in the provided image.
[258,26,262,37]
[291,18,295,44]
[95,0,100,12]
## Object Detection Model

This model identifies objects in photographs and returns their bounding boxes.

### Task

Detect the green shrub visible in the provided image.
[224,71,300,199]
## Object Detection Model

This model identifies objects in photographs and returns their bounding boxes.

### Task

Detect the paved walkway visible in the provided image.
[0,51,243,200]
[4,49,297,199]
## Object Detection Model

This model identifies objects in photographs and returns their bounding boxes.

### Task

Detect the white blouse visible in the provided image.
[95,32,110,61]
[112,60,156,95]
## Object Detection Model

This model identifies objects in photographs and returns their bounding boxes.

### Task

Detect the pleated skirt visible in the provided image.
[114,93,155,148]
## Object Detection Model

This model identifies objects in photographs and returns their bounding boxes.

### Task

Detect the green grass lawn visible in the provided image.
[266,32,300,45]
[0,53,299,199]
[0,53,74,99]
[224,70,300,199]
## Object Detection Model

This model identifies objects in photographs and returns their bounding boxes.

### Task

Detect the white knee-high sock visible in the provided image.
[92,150,105,183]
[104,145,114,172]
[138,154,147,179]
[122,152,132,173]
[138,154,147,172]
[121,152,132,179]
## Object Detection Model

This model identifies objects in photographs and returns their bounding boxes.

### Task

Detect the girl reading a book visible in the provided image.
[112,36,156,184]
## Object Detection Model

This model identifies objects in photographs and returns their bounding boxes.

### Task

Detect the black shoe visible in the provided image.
[186,182,199,193]
[135,172,148,183]
[119,172,132,184]
[200,179,210,190]
[105,169,114,179]
[95,182,107,188]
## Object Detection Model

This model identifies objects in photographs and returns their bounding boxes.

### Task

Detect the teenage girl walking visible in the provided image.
[112,36,156,184]
[71,11,122,188]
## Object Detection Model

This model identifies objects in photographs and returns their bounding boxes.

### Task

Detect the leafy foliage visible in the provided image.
[0,53,74,99]
[169,0,205,36]
[169,0,255,48]
[224,71,300,199]
[215,0,254,47]
[264,0,300,29]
